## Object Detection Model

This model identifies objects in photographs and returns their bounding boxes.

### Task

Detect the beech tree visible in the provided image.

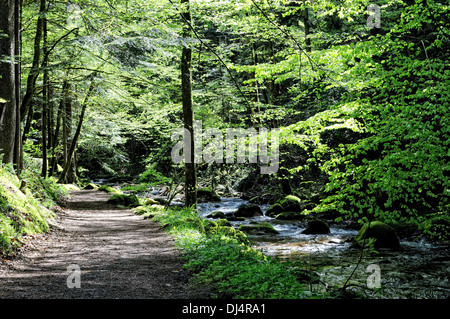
[0,0,19,165]
[180,0,197,208]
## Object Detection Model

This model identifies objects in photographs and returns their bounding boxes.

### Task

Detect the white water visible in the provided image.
[197,197,358,258]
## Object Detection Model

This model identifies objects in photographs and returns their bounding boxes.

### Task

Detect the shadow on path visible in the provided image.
[0,189,211,299]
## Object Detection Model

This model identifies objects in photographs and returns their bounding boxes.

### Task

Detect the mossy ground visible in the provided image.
[0,164,64,254]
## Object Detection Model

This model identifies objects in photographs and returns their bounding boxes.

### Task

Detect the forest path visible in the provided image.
[0,189,210,298]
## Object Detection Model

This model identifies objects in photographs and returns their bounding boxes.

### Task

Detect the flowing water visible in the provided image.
[198,197,450,299]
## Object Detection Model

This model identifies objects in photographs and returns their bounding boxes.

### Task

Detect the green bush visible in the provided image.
[146,205,324,299]
[138,166,171,185]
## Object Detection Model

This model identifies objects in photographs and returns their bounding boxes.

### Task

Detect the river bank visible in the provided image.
[195,196,450,299]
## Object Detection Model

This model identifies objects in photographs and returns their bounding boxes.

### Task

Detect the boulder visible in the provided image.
[239,222,279,235]
[302,219,330,234]
[266,203,284,217]
[133,206,149,215]
[226,216,246,222]
[234,204,263,217]
[206,211,226,219]
[266,195,302,217]
[275,211,307,220]
[83,183,98,190]
[98,185,122,194]
[143,198,160,206]
[107,194,140,207]
[202,219,218,232]
[197,187,221,202]
[278,195,302,211]
[152,197,168,205]
[216,219,232,227]
[352,221,400,249]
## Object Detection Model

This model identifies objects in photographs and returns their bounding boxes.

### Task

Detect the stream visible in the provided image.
[197,197,450,299]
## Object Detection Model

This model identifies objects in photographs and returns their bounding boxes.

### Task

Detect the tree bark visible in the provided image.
[303,5,311,52]
[49,81,69,176]
[181,0,197,208]
[58,79,96,184]
[42,14,48,177]
[21,0,45,134]
[13,0,23,173]
[62,83,77,183]
[0,0,17,164]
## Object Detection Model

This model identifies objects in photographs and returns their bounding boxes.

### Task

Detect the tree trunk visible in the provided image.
[42,14,48,177]
[268,41,279,106]
[181,0,197,208]
[58,79,96,184]
[13,0,23,173]
[62,83,77,183]
[0,0,17,164]
[49,81,68,176]
[21,0,45,136]
[303,4,311,52]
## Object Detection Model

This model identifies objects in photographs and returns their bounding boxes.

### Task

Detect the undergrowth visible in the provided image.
[0,160,67,254]
[143,205,327,299]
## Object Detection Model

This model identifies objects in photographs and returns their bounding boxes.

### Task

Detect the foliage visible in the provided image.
[146,205,325,299]
[0,163,62,254]
[310,0,450,237]
[11,0,449,262]
[138,166,172,185]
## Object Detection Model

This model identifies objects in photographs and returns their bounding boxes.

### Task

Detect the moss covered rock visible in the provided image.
[279,195,302,210]
[107,194,140,207]
[98,185,122,194]
[83,183,99,190]
[266,195,302,217]
[216,218,232,227]
[209,226,249,244]
[239,222,279,235]
[353,221,400,249]
[197,187,221,202]
[275,211,307,220]
[142,198,160,206]
[203,219,218,232]
[266,203,284,217]
[302,219,330,234]
[234,204,263,217]
[133,206,149,215]
[206,211,226,219]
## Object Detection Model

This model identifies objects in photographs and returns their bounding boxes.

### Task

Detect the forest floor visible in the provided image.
[0,189,212,298]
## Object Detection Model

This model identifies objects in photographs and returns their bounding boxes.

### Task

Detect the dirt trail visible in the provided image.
[0,189,210,299]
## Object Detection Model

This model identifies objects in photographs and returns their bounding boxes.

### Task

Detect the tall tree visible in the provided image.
[0,0,18,165]
[42,13,49,177]
[181,0,197,208]
[62,82,77,183]
[21,0,46,142]
[58,78,96,184]
[13,0,23,172]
